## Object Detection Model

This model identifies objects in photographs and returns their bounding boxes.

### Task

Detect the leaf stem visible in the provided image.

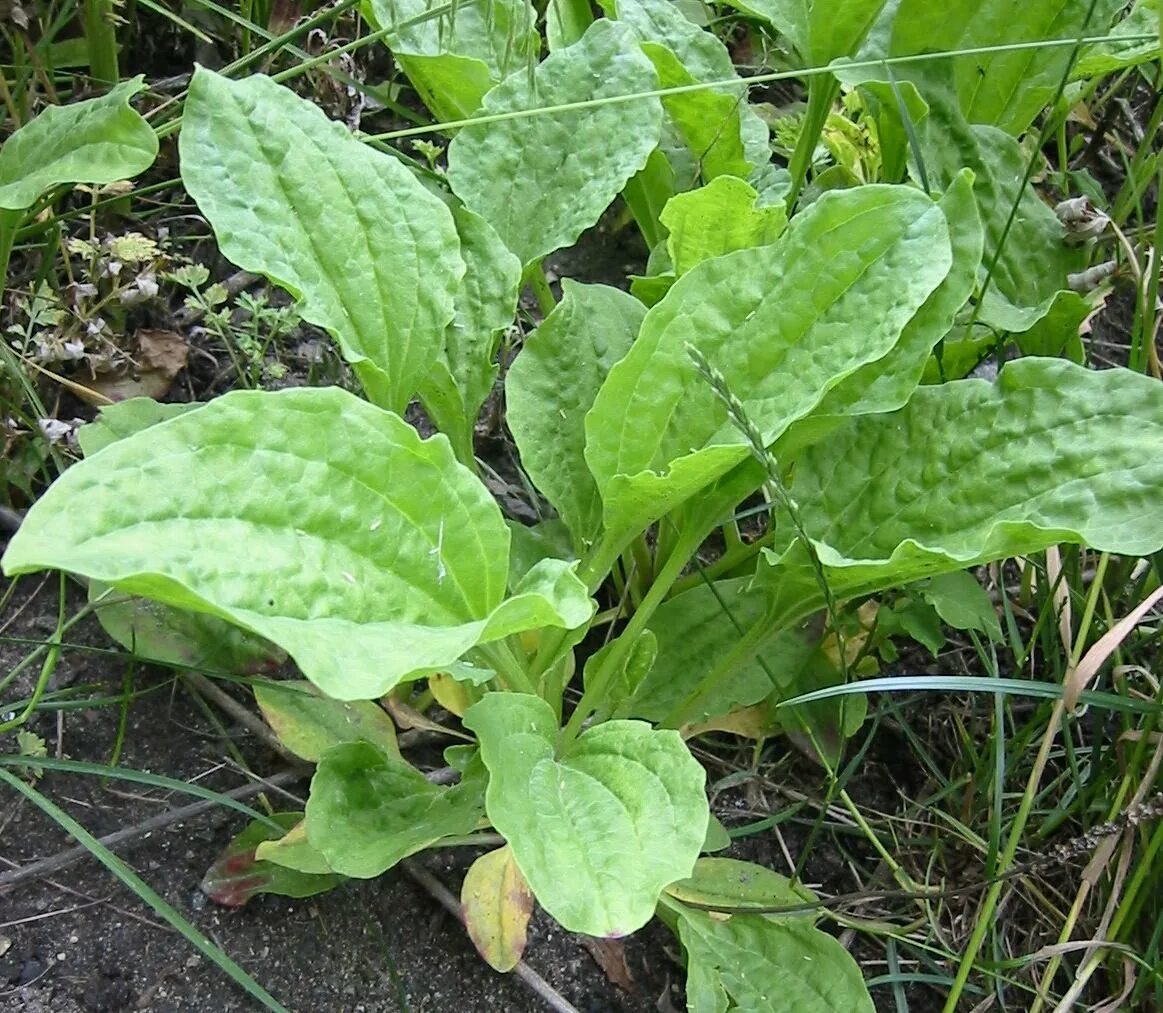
[525,261,557,317]
[561,525,703,745]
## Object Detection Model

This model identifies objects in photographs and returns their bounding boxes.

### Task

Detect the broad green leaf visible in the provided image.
[254,819,334,875]
[918,571,1002,641]
[371,0,538,75]
[201,812,341,906]
[603,0,772,176]
[779,169,982,455]
[506,518,575,589]
[762,358,1163,611]
[721,0,884,64]
[0,76,158,211]
[807,0,887,63]
[1074,0,1161,78]
[702,815,732,853]
[400,54,495,122]
[253,680,400,762]
[463,693,708,937]
[586,184,952,545]
[179,68,463,412]
[461,846,535,972]
[77,398,199,457]
[661,176,787,276]
[673,904,875,1012]
[89,582,285,676]
[641,42,751,181]
[369,0,538,121]
[419,204,522,460]
[447,19,663,265]
[546,0,594,50]
[305,741,485,877]
[914,78,1084,325]
[890,0,1122,135]
[630,578,789,724]
[507,281,646,548]
[666,857,816,915]
[3,387,593,700]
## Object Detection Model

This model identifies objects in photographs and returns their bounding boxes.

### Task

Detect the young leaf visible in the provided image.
[890,0,1122,135]
[586,184,952,545]
[462,693,708,937]
[1074,0,1162,78]
[447,19,664,265]
[917,571,1003,642]
[778,169,982,455]
[254,819,334,875]
[507,281,646,548]
[461,845,535,972]
[3,388,593,701]
[660,175,787,277]
[641,43,751,181]
[602,0,772,177]
[369,0,539,120]
[201,813,341,907]
[673,904,875,1012]
[305,742,485,878]
[179,68,464,412]
[0,76,158,212]
[252,680,400,763]
[763,358,1163,610]
[419,205,522,461]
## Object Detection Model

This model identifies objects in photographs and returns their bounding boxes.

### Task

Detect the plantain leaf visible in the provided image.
[890,0,1122,135]
[762,358,1163,612]
[3,388,593,701]
[78,398,199,457]
[671,902,875,1012]
[779,169,982,456]
[0,76,157,211]
[585,184,952,546]
[461,846,535,972]
[419,204,522,461]
[253,680,400,762]
[507,281,646,548]
[463,692,707,937]
[305,741,486,877]
[180,68,464,412]
[665,857,816,915]
[370,0,539,120]
[661,175,787,277]
[202,813,341,907]
[447,19,663,265]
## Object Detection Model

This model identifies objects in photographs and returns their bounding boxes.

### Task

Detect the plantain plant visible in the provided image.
[4,1,1162,1008]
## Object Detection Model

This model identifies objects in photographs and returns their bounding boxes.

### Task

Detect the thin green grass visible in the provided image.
[0,766,290,1013]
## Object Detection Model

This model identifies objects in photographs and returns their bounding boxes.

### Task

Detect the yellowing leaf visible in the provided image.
[461,846,535,972]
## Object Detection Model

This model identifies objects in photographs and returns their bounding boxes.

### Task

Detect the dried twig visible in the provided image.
[402,859,582,1013]
[0,768,307,892]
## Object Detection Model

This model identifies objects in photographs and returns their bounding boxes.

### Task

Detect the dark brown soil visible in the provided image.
[0,580,677,1013]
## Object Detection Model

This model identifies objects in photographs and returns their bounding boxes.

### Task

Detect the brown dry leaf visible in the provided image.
[682,701,774,741]
[84,329,189,404]
[382,695,473,741]
[1064,584,1163,710]
[578,936,637,995]
[138,329,189,375]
